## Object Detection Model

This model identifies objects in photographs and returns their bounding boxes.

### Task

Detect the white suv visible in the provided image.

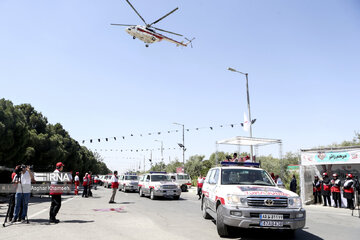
[201,162,305,237]
[119,174,139,192]
[168,173,192,192]
[139,172,181,200]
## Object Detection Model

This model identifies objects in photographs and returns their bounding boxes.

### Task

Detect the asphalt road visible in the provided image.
[0,187,360,240]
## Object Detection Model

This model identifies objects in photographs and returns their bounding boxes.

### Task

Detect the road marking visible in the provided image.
[29,197,74,219]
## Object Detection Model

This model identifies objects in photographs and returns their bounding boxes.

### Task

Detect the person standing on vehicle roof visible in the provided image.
[49,162,64,224]
[231,153,238,162]
[109,171,119,203]
[331,173,341,208]
[82,173,88,198]
[313,175,322,204]
[343,174,355,210]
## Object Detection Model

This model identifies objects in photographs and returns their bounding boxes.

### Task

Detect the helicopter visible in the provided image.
[111,0,194,48]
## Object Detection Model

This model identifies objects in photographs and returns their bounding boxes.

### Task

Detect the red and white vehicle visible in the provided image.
[103,175,113,188]
[138,175,145,192]
[118,174,139,192]
[111,0,194,48]
[138,172,181,200]
[168,173,192,192]
[201,162,306,237]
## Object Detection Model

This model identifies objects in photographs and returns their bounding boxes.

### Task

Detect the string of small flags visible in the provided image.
[90,147,179,152]
[81,122,255,144]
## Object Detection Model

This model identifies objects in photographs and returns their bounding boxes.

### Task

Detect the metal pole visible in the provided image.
[161,141,164,164]
[182,124,185,172]
[245,73,254,162]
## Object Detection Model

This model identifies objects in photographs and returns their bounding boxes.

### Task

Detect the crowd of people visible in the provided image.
[223,153,253,163]
[7,162,101,224]
[313,173,358,210]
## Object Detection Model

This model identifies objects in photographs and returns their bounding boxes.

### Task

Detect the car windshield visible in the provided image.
[151,175,168,182]
[177,174,190,180]
[221,169,274,186]
[125,176,138,180]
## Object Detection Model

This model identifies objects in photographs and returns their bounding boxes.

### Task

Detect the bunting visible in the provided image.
[80,122,256,144]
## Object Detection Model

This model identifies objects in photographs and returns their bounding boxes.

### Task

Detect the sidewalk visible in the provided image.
[305,203,360,217]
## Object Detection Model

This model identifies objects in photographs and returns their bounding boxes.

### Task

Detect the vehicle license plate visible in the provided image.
[166,191,173,195]
[260,221,283,227]
[260,214,283,220]
[260,221,284,227]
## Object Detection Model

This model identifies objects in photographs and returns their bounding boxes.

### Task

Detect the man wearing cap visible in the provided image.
[343,174,355,210]
[74,172,80,195]
[331,173,342,208]
[321,172,331,206]
[49,162,64,223]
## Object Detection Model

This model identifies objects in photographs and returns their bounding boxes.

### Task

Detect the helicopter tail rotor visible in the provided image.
[184,37,195,48]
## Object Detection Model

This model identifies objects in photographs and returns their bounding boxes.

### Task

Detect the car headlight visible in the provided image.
[288,197,302,208]
[155,185,161,190]
[226,194,248,206]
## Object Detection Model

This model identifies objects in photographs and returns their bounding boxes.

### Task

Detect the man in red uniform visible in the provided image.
[313,175,322,204]
[197,175,204,200]
[331,173,341,208]
[74,172,80,195]
[109,171,119,203]
[82,173,88,198]
[49,162,64,224]
[321,172,331,206]
[343,174,355,210]
[87,171,93,197]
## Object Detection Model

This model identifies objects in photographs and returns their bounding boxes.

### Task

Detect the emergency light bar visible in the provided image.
[149,171,167,174]
[220,161,260,168]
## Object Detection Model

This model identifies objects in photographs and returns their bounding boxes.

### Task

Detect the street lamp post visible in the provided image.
[173,122,185,172]
[154,139,164,166]
[228,67,254,162]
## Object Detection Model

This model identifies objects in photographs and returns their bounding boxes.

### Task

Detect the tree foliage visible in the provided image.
[0,99,110,180]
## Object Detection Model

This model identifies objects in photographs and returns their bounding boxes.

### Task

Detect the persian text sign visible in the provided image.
[301,149,360,166]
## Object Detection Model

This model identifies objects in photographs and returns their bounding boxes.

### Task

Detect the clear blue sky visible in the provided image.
[1,0,359,172]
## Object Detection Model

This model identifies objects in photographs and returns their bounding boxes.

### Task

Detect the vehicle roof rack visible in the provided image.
[220,161,260,168]
[149,171,167,174]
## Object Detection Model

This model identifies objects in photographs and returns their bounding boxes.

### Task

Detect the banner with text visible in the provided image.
[301,149,360,166]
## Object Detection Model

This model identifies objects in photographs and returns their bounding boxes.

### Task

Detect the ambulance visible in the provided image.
[201,162,306,237]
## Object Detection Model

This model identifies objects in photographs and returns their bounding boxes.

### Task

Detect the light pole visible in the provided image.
[228,67,254,162]
[173,122,185,172]
[154,139,164,167]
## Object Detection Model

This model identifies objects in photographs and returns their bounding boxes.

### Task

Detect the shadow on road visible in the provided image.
[27,218,95,225]
[215,228,324,240]
[117,201,135,204]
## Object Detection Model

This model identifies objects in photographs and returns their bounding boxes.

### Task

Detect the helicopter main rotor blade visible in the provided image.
[148,7,178,27]
[125,0,147,25]
[152,27,183,37]
[110,24,135,26]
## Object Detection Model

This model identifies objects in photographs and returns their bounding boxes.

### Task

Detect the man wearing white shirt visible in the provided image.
[109,171,119,203]
[12,165,34,223]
